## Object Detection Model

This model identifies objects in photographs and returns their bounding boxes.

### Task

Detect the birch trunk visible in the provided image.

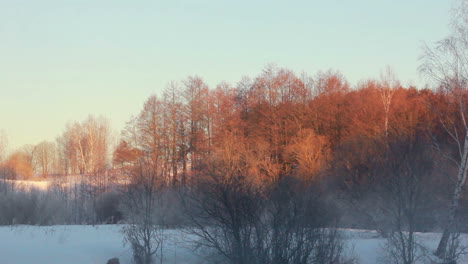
[435,132,468,258]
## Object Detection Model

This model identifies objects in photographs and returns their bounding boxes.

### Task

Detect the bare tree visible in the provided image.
[56,128,77,175]
[21,144,38,175]
[378,140,435,264]
[115,95,173,264]
[184,131,354,264]
[0,130,12,193]
[162,82,186,186]
[181,76,210,175]
[379,66,399,138]
[55,116,111,223]
[64,116,110,176]
[419,0,468,259]
[121,167,166,264]
[0,130,7,163]
[35,141,56,178]
[186,170,354,264]
[313,69,350,96]
[285,129,330,180]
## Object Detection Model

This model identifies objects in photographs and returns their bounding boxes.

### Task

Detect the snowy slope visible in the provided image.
[0,225,466,264]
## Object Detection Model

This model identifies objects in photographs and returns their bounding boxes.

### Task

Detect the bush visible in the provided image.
[95,191,123,224]
[186,173,356,264]
[120,180,166,264]
[0,188,67,225]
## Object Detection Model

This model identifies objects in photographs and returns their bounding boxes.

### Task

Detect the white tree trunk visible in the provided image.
[435,131,468,258]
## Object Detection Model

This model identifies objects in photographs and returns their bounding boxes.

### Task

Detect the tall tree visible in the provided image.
[309,70,350,143]
[379,67,399,138]
[420,0,468,258]
[182,76,209,174]
[115,96,168,264]
[60,116,110,176]
[35,141,56,177]
[162,82,186,185]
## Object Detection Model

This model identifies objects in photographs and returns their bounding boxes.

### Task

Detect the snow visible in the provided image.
[0,225,466,264]
[0,225,195,264]
[5,180,51,191]
[0,225,130,264]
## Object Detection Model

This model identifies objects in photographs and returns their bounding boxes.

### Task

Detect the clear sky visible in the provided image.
[0,0,453,151]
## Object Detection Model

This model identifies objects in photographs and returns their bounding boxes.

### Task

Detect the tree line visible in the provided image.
[112,66,467,263]
[0,64,466,261]
[113,66,453,188]
[0,2,467,262]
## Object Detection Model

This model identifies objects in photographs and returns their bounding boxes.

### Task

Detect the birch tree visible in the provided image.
[420,0,468,258]
[379,67,399,138]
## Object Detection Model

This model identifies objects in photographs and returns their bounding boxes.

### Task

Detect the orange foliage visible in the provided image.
[5,152,33,179]
[112,66,461,186]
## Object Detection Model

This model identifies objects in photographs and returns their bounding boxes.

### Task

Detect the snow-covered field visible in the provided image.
[0,225,466,264]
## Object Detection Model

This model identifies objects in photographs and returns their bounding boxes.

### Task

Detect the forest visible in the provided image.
[1,2,468,264]
[0,65,466,263]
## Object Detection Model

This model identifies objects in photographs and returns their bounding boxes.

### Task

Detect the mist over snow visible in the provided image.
[0,225,466,264]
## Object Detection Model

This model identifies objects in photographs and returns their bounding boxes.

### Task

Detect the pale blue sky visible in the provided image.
[0,0,452,151]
